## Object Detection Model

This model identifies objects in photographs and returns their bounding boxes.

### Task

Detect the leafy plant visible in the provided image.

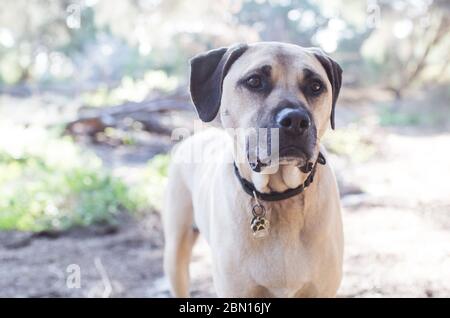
[128,154,170,213]
[0,125,137,232]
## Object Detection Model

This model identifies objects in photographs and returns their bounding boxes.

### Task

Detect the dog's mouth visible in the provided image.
[242,128,315,173]
[245,148,272,173]
[246,144,312,173]
[279,146,310,160]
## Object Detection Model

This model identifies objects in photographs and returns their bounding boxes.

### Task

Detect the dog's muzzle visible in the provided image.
[245,102,317,172]
[275,107,315,159]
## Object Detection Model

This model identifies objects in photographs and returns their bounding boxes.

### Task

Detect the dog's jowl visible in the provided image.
[163,42,344,298]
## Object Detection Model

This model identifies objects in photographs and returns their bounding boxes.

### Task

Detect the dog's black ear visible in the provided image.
[311,49,343,129]
[189,44,248,122]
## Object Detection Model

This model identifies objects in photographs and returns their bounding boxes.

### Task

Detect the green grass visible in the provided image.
[127,153,170,214]
[0,125,163,232]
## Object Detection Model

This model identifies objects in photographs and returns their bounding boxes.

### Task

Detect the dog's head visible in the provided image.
[190,42,342,171]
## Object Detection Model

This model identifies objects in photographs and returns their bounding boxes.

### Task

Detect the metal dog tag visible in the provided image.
[251,214,270,239]
[250,192,270,239]
[250,191,270,239]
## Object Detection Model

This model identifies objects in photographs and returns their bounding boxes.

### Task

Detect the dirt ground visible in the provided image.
[1,93,449,298]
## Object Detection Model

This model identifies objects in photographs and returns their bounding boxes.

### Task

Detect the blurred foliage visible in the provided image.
[0,0,448,97]
[0,124,167,232]
[131,154,170,212]
[378,107,422,126]
[0,126,127,231]
[323,124,377,162]
[82,70,179,107]
[361,2,449,95]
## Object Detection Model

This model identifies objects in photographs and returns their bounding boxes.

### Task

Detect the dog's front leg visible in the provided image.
[162,165,198,297]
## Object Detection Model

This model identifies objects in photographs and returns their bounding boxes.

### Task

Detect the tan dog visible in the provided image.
[163,42,343,297]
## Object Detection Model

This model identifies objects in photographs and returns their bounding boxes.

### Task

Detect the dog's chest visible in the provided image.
[244,228,315,294]
[221,202,307,292]
[205,165,339,297]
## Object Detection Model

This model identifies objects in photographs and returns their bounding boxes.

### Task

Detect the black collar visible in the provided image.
[233,152,326,202]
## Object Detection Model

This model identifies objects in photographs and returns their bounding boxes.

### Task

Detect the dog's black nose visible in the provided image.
[276,108,311,134]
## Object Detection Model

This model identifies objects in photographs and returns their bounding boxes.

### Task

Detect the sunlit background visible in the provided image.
[0,0,449,297]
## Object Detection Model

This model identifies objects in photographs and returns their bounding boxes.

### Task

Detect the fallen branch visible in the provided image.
[66,96,193,136]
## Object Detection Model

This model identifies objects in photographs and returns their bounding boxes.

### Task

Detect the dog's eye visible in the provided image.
[310,80,323,94]
[245,75,263,89]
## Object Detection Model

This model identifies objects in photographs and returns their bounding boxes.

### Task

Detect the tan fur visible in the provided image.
[163,42,343,297]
